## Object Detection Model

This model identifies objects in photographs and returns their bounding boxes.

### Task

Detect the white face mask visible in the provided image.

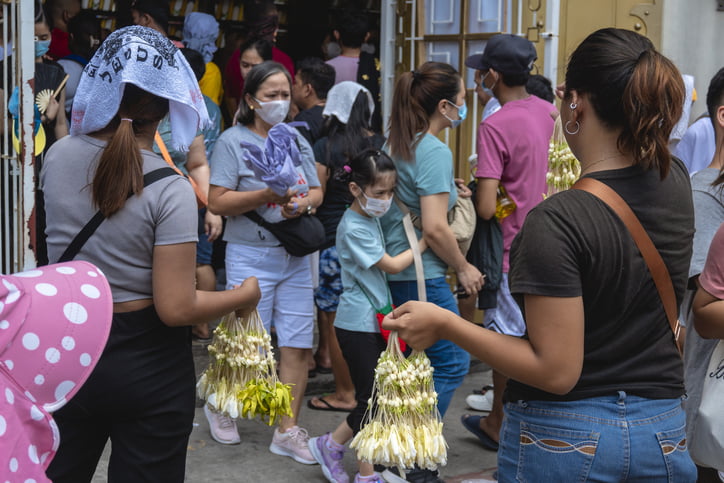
[253,98,290,126]
[359,192,393,218]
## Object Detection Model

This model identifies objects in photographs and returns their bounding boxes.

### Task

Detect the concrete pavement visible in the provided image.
[90,338,499,482]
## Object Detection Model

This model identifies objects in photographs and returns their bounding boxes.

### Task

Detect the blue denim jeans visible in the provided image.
[498,392,697,483]
[389,277,470,417]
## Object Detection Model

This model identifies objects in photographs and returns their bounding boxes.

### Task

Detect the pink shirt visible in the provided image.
[475,95,556,272]
[700,222,724,299]
[326,55,359,83]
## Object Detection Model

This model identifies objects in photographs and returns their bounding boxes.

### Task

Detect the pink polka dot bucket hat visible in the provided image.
[0,261,112,482]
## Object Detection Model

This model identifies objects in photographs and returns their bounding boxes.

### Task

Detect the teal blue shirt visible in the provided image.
[335,209,389,333]
[380,133,457,281]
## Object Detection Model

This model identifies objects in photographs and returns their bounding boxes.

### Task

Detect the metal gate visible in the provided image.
[1,0,35,274]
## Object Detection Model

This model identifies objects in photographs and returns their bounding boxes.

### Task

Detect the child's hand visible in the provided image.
[418,238,428,253]
[233,277,261,318]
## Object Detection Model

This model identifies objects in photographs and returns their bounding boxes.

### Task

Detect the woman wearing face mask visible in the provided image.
[35,5,68,146]
[378,60,484,483]
[207,60,323,464]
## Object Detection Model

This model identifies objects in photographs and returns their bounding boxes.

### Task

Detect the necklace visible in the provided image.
[580,153,626,176]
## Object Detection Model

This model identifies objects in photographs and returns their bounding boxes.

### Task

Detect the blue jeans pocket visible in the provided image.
[656,425,697,483]
[516,422,599,483]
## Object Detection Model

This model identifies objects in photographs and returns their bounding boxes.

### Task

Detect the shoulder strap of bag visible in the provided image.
[58,167,178,263]
[154,131,208,206]
[244,210,270,228]
[394,197,426,302]
[572,177,682,354]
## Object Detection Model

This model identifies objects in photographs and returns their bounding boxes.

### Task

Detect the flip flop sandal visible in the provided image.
[306,396,353,412]
[461,414,499,451]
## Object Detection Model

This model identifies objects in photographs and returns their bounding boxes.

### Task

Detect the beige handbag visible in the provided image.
[399,186,476,256]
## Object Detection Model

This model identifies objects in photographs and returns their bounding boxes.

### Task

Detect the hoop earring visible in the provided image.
[564,120,580,135]
[569,102,577,110]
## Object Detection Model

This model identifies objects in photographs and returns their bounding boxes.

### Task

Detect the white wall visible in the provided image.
[662,0,724,121]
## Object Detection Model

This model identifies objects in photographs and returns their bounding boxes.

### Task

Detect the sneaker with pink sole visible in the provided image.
[204,404,240,445]
[270,426,317,465]
[308,433,349,482]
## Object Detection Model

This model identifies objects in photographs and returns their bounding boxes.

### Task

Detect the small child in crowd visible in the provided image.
[308,149,426,483]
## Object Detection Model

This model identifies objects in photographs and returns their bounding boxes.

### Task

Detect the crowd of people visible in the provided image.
[2,0,724,482]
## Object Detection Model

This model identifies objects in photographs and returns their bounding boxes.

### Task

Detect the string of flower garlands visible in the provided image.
[197,310,293,426]
[546,116,581,196]
[350,332,447,471]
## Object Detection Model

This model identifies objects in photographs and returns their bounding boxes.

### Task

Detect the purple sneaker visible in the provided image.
[308,433,349,483]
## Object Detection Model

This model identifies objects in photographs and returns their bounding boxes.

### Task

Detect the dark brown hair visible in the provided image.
[706,67,724,188]
[387,62,461,161]
[92,84,169,217]
[565,28,684,179]
[236,60,291,125]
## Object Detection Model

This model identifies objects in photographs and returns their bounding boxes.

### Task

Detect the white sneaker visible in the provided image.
[466,391,494,412]
[204,404,240,445]
[269,426,317,465]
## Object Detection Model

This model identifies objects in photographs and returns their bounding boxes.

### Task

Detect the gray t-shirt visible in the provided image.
[209,124,320,246]
[40,134,198,302]
[683,167,723,442]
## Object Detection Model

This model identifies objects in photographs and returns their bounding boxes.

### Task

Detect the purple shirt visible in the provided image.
[326,55,359,84]
[475,95,556,272]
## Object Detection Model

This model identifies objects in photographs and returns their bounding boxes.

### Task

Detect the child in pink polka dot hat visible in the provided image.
[0,261,112,482]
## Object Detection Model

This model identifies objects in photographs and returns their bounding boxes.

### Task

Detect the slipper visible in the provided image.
[461,414,499,451]
[307,396,353,412]
[315,366,333,375]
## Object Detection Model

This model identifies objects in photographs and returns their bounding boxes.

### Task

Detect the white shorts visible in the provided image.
[483,273,526,337]
[225,243,314,349]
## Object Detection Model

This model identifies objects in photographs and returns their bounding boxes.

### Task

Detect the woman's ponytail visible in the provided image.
[92,119,144,217]
[91,84,169,217]
[387,62,461,162]
[620,49,684,179]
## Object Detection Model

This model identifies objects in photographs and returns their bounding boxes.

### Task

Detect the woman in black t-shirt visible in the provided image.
[383,28,697,482]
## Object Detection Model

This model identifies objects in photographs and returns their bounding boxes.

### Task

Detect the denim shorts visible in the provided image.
[498,392,697,483]
[196,208,213,266]
[314,246,343,312]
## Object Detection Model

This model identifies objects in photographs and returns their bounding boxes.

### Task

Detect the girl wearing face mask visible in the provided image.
[308,148,426,483]
[207,61,324,463]
[380,62,483,440]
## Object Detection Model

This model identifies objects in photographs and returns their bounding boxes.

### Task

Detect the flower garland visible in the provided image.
[197,310,293,426]
[350,333,447,471]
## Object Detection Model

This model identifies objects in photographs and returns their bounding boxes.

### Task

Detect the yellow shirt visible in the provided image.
[199,61,223,106]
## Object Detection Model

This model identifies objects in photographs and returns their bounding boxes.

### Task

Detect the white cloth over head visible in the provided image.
[70,25,210,152]
[322,81,374,125]
[182,12,219,64]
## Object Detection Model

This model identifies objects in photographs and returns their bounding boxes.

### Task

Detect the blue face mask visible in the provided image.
[35,39,50,58]
[444,100,467,128]
[480,71,496,98]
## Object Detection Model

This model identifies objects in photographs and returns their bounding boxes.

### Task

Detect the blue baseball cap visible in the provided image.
[465,34,537,75]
